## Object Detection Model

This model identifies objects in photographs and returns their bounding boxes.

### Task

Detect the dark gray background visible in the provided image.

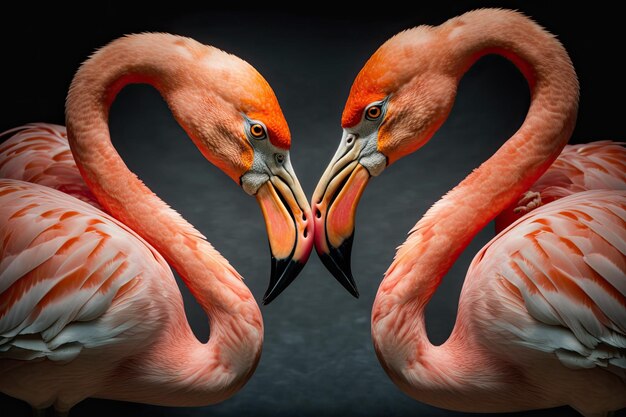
[1,3,624,416]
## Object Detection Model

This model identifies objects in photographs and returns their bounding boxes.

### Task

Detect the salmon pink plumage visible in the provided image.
[0,33,313,414]
[312,9,625,416]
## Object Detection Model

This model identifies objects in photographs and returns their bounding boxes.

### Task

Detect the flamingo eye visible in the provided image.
[365,105,382,121]
[250,123,266,139]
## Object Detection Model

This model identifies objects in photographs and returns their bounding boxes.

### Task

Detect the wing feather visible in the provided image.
[0,124,101,208]
[0,179,169,362]
[470,190,626,372]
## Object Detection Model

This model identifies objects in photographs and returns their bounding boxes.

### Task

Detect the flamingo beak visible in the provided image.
[255,161,313,304]
[311,143,371,298]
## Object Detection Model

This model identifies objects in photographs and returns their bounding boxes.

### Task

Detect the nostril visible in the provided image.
[346,134,355,145]
[303,227,308,238]
[315,209,321,219]
[302,213,307,222]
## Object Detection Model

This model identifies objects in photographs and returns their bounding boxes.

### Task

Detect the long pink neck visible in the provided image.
[371,11,578,409]
[66,34,262,405]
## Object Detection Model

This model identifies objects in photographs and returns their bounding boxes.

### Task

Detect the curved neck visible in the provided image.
[372,11,578,407]
[66,34,262,405]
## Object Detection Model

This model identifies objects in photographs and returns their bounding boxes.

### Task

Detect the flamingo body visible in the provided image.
[467,190,625,375]
[0,179,176,406]
[467,190,625,410]
[373,191,626,413]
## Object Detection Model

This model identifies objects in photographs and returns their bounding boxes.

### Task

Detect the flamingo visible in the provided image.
[496,141,626,232]
[0,33,313,414]
[312,9,625,416]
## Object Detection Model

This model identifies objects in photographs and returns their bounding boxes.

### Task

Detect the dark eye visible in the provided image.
[365,105,382,121]
[250,123,266,139]
[275,153,285,165]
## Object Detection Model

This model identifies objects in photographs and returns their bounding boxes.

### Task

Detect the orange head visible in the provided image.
[160,37,313,303]
[341,27,458,165]
[312,26,458,295]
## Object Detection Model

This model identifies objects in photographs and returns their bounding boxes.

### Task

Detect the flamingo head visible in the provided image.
[176,47,313,304]
[311,27,457,296]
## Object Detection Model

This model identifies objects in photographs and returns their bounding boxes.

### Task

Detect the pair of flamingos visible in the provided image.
[1,9,624,417]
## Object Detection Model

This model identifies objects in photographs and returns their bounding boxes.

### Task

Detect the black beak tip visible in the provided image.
[317,233,359,298]
[263,257,305,305]
[319,252,359,298]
